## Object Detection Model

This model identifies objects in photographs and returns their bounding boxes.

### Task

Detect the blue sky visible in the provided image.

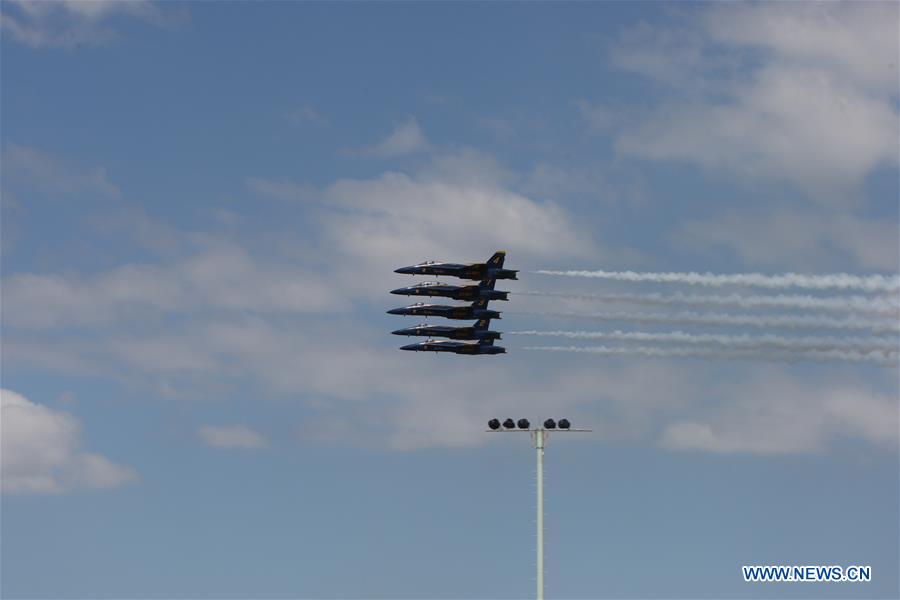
[1,2,898,598]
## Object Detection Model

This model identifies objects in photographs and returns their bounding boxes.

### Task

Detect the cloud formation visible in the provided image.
[2,240,346,329]
[361,116,430,158]
[2,142,120,198]
[677,209,899,272]
[0,0,177,48]
[4,140,895,456]
[1,389,138,494]
[611,2,899,198]
[659,372,898,454]
[249,149,597,297]
[284,104,327,126]
[599,3,899,273]
[198,424,268,449]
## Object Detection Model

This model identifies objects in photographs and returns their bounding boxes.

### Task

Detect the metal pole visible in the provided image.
[486,421,589,599]
[535,429,545,600]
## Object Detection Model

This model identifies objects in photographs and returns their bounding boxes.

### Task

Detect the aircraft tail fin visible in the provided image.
[479,337,495,346]
[472,297,489,310]
[488,251,506,268]
[474,318,491,331]
[478,279,496,290]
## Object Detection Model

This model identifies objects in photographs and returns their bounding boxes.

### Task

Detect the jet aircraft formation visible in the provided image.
[389,251,516,355]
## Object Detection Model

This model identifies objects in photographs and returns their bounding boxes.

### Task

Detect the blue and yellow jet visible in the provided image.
[400,338,506,355]
[394,251,518,281]
[386,298,501,320]
[392,318,501,341]
[390,279,509,302]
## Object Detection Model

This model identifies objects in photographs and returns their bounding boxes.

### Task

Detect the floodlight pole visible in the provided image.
[533,429,546,600]
[487,422,591,600]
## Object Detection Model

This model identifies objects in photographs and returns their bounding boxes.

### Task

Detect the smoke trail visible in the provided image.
[524,345,899,366]
[512,310,900,334]
[531,269,900,293]
[515,291,899,316]
[508,330,899,354]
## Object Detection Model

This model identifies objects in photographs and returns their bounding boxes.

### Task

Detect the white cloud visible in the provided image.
[1,389,138,494]
[0,0,177,48]
[245,176,316,202]
[520,161,649,211]
[7,296,897,455]
[248,149,598,299]
[417,147,515,188]
[5,142,894,456]
[605,3,899,272]
[295,355,700,451]
[611,2,899,199]
[704,2,898,95]
[4,307,699,450]
[659,371,898,454]
[676,209,899,272]
[4,146,603,430]
[109,334,222,373]
[361,116,430,158]
[320,164,594,281]
[197,424,268,449]
[479,116,517,140]
[88,208,186,258]
[2,142,120,198]
[575,100,616,131]
[616,65,898,201]
[2,240,347,329]
[284,104,326,125]
[608,19,712,88]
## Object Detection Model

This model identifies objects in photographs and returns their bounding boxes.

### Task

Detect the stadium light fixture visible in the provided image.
[486,418,591,600]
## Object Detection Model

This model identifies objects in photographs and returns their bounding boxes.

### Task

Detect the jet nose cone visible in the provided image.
[387,308,405,315]
[394,267,415,274]
[400,344,418,351]
[390,288,407,295]
[391,328,410,336]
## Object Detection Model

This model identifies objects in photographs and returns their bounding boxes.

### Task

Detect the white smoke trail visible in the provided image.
[524,345,899,366]
[512,310,900,334]
[508,330,899,354]
[515,291,899,316]
[531,269,900,293]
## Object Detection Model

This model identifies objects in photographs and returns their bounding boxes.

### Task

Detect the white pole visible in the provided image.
[486,422,590,598]
[535,429,545,600]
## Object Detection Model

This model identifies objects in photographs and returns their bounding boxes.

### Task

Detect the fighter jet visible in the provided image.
[400,338,506,355]
[390,279,509,302]
[391,318,501,342]
[394,251,518,281]
[386,298,501,320]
